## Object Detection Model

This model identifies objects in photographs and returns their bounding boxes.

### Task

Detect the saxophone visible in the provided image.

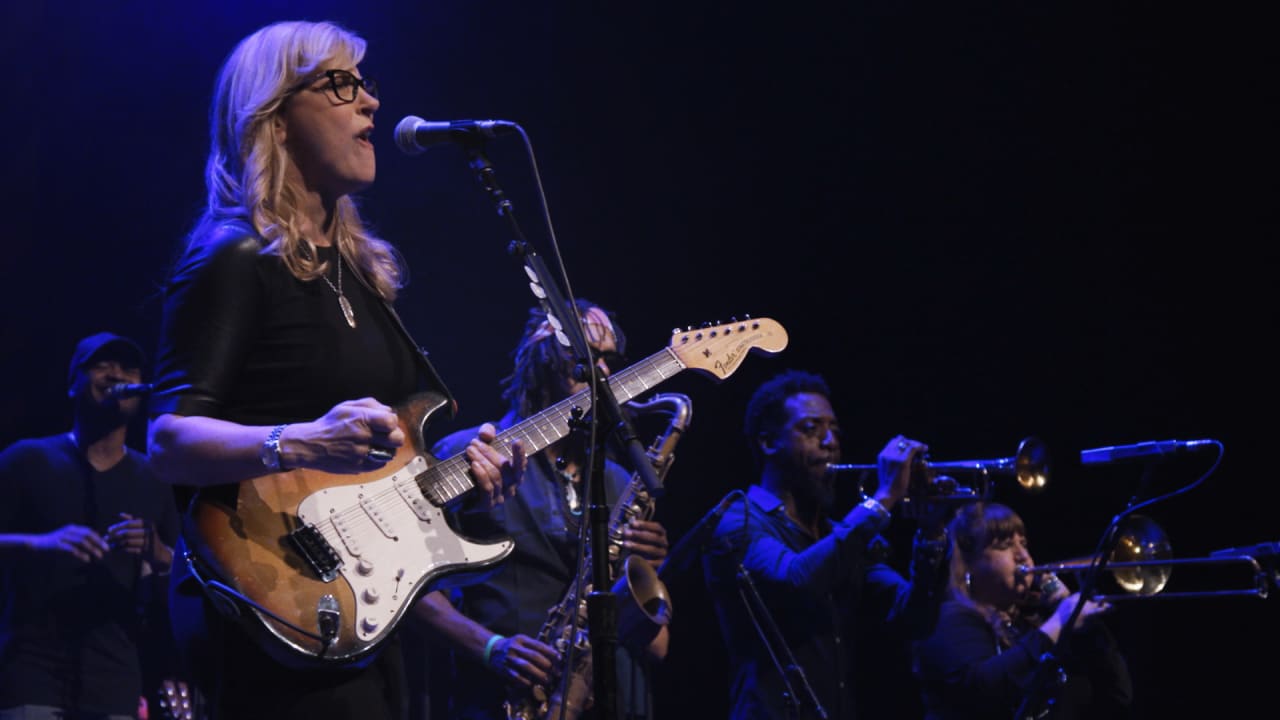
[504,392,692,720]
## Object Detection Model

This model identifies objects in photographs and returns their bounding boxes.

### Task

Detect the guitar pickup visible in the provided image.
[288,523,342,582]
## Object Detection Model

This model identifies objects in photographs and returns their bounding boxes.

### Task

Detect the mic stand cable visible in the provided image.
[1015,441,1224,719]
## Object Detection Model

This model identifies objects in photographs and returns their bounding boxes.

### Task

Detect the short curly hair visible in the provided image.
[742,369,831,466]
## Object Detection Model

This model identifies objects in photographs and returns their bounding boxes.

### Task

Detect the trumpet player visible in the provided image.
[700,369,951,720]
[912,501,1133,720]
[408,299,671,720]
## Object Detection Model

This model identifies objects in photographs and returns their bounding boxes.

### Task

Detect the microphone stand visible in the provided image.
[687,493,824,719]
[460,139,664,720]
[735,563,828,720]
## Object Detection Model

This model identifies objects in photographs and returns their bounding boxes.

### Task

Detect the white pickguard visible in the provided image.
[295,455,513,643]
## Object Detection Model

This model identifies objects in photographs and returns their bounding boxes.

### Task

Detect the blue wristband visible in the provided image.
[482,633,504,666]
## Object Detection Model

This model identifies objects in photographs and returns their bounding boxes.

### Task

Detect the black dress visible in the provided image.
[151,222,451,720]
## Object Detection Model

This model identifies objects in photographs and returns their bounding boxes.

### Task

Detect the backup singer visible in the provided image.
[912,501,1132,719]
[410,299,671,720]
[146,20,525,720]
[700,369,950,719]
[0,332,180,719]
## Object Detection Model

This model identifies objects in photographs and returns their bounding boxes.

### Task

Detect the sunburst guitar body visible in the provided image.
[185,318,788,668]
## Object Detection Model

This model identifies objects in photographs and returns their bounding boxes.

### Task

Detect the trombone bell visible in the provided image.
[1110,515,1172,595]
[1019,515,1270,601]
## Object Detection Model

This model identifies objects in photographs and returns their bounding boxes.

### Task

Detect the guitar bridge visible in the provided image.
[288,523,342,582]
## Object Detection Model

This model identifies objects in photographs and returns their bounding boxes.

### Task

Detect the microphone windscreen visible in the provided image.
[394,115,426,155]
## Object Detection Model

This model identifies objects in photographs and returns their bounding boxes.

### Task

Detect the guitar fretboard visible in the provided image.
[417,347,686,505]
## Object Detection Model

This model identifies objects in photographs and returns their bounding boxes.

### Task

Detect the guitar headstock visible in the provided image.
[667,317,788,380]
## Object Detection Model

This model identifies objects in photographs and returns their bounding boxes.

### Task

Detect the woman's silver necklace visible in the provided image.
[320,254,357,329]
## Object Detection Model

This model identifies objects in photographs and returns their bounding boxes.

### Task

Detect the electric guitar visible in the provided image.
[184,317,788,668]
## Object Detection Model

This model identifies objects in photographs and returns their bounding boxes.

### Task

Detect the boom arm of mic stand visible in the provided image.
[736,564,828,720]
[515,248,665,500]
[461,133,659,499]
[463,143,517,225]
[460,136,662,718]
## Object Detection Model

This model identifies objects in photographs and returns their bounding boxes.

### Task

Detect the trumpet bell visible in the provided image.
[827,435,1050,504]
[1013,436,1050,491]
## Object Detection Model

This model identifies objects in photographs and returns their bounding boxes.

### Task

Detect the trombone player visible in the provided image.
[912,501,1133,720]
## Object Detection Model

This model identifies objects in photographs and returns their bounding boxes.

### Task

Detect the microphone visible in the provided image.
[659,492,739,581]
[105,382,153,399]
[1079,439,1216,466]
[394,115,518,155]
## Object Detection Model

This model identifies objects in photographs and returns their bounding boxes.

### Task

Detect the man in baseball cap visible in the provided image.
[66,331,147,389]
[0,331,178,718]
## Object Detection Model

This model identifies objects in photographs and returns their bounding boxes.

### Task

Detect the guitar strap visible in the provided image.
[347,258,458,420]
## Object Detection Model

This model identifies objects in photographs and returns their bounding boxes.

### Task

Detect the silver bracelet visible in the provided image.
[860,497,891,531]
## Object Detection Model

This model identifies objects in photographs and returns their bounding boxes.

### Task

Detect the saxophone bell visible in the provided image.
[612,554,673,652]
[506,392,692,720]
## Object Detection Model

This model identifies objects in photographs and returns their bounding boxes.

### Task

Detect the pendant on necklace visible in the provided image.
[338,295,357,329]
[558,469,583,516]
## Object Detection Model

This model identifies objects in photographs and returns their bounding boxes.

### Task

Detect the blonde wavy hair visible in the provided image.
[198,20,402,300]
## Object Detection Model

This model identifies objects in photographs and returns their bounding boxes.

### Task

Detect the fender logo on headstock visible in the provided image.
[672,319,788,381]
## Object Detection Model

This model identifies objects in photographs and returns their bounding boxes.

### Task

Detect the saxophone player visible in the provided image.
[408,299,671,720]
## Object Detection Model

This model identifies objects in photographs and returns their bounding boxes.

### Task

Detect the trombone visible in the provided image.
[827,435,1050,504]
[1018,515,1272,601]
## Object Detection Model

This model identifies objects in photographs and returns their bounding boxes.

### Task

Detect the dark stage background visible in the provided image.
[3,2,1276,718]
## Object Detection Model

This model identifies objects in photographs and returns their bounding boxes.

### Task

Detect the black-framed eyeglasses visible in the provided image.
[306,69,378,104]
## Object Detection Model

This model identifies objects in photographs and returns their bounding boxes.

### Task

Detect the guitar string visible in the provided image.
[313,353,686,558]
[318,413,587,549]
[323,360,667,539]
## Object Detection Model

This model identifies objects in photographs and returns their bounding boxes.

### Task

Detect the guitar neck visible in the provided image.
[418,347,685,505]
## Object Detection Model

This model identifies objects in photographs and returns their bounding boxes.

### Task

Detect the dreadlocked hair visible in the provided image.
[500,299,626,418]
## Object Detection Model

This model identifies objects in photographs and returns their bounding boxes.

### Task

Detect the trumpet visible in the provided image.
[827,436,1050,506]
[1018,515,1271,602]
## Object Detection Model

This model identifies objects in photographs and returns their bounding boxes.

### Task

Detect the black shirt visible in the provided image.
[0,434,180,715]
[151,225,424,425]
[151,221,448,720]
